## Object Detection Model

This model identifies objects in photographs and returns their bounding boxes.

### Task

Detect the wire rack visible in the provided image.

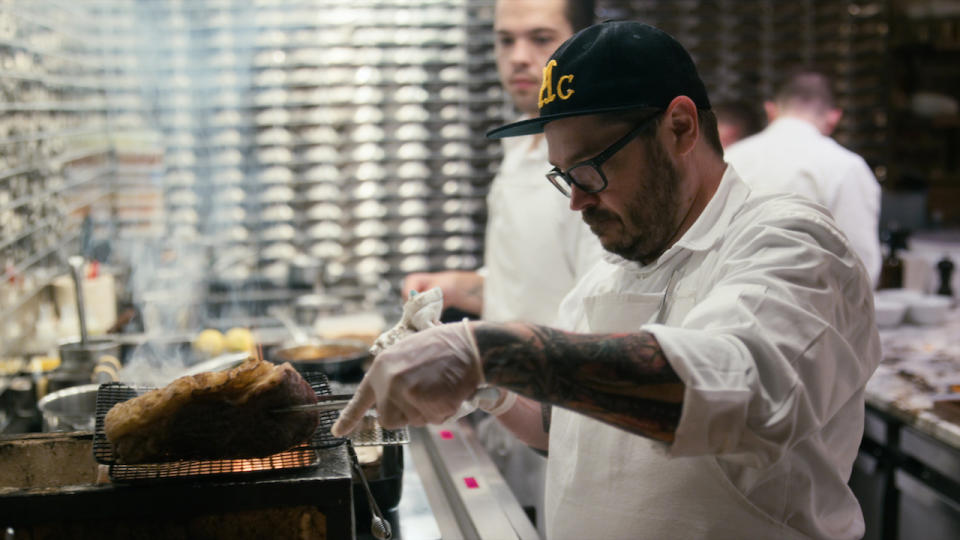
[93,370,407,483]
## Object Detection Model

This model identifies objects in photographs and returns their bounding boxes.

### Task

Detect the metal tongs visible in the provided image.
[271,393,355,414]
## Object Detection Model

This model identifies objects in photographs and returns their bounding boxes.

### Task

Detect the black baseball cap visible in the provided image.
[487,21,711,139]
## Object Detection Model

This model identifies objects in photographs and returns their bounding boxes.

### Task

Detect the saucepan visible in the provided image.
[273,338,370,382]
[269,308,370,382]
[36,383,99,432]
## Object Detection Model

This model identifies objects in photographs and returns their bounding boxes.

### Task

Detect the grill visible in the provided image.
[93,370,407,483]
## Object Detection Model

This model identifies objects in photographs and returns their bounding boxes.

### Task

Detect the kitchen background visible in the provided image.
[1,1,959,539]
[2,0,956,354]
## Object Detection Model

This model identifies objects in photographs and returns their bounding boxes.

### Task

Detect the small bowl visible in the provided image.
[907,295,952,326]
[873,298,907,328]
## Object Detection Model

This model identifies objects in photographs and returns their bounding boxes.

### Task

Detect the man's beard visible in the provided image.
[582,139,682,263]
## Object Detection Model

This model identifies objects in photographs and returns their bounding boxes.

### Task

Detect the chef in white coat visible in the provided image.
[725,71,882,286]
[403,0,600,326]
[402,0,602,528]
[337,21,881,540]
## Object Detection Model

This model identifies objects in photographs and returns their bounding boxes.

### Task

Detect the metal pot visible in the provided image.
[36,383,99,432]
[288,255,324,290]
[273,338,370,383]
[58,338,120,376]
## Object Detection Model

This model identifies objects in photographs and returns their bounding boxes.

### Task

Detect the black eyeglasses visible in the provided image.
[545,111,661,197]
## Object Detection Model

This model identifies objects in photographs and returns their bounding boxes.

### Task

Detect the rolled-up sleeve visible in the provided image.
[645,211,880,467]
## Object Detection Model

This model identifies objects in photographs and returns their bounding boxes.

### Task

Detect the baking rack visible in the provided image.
[92,370,407,483]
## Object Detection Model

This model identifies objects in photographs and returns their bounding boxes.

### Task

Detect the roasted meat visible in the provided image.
[104,357,319,464]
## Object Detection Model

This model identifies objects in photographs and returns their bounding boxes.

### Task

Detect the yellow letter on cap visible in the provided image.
[557,74,574,100]
[539,60,558,109]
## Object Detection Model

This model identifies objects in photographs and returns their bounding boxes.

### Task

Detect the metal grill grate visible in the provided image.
[108,448,320,482]
[92,370,407,482]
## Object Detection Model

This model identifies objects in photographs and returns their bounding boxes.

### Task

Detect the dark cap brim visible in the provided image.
[485,103,662,139]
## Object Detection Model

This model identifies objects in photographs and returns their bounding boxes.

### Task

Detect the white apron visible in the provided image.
[545,289,810,540]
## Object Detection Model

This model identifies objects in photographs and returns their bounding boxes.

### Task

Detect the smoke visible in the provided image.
[118,341,189,387]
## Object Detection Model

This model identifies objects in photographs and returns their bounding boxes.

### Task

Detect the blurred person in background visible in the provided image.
[725,70,882,285]
[336,22,880,539]
[402,0,601,529]
[713,99,765,148]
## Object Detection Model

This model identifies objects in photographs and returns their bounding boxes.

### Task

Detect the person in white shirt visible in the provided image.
[402,0,602,528]
[725,71,882,286]
[403,0,600,323]
[335,21,880,539]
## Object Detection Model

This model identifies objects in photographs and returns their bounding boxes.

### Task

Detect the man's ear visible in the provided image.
[823,108,843,135]
[763,101,779,123]
[663,96,698,156]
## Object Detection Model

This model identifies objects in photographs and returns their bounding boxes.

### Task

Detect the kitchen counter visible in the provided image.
[854,303,960,540]
[368,421,540,540]
[866,305,960,448]
[0,425,539,540]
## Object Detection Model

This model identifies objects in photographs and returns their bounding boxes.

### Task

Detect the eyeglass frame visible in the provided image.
[545,110,662,197]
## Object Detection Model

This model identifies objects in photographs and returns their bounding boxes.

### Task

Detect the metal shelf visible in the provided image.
[0,163,112,214]
[0,101,109,113]
[0,69,105,91]
[0,185,110,253]
[0,266,64,325]
[0,36,104,71]
[0,126,111,148]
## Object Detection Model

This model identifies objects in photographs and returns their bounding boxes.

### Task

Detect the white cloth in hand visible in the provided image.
[368,287,444,356]
[332,321,482,436]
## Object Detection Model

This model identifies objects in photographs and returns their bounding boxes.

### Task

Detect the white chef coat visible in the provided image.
[482,133,603,325]
[479,131,604,529]
[725,117,882,286]
[546,166,881,540]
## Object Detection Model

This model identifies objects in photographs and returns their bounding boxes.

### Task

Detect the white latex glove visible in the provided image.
[368,287,443,356]
[332,320,483,436]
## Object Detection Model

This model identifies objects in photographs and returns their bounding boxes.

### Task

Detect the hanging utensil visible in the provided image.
[68,256,88,345]
[348,442,392,540]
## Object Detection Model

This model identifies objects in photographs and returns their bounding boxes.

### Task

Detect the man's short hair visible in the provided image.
[603,107,724,158]
[713,100,765,139]
[565,0,596,32]
[775,70,836,112]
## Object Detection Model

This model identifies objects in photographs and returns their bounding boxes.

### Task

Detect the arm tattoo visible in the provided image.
[465,283,483,300]
[476,323,684,443]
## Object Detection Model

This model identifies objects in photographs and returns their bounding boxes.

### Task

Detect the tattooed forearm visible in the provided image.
[475,322,684,443]
[465,283,483,300]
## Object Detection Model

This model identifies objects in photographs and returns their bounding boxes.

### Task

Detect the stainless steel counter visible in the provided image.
[374,421,540,540]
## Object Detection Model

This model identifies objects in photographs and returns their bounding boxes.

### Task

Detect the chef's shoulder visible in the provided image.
[726,190,864,277]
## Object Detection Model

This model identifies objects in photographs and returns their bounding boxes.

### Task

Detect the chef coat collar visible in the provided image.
[764,116,821,137]
[600,164,750,270]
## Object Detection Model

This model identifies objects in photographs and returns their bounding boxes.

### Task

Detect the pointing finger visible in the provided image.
[331,376,376,437]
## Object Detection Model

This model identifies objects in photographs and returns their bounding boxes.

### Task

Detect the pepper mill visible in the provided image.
[878,227,908,290]
[936,255,954,298]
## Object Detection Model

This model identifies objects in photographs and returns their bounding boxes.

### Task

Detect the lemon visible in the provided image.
[193,328,225,357]
[224,327,255,354]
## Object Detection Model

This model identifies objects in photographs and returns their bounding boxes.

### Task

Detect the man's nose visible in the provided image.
[568,183,596,211]
[509,38,534,66]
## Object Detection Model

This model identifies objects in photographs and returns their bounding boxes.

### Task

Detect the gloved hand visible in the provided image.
[332,320,483,436]
[368,287,443,356]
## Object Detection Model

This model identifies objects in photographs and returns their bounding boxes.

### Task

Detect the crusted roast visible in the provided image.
[104,357,320,464]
